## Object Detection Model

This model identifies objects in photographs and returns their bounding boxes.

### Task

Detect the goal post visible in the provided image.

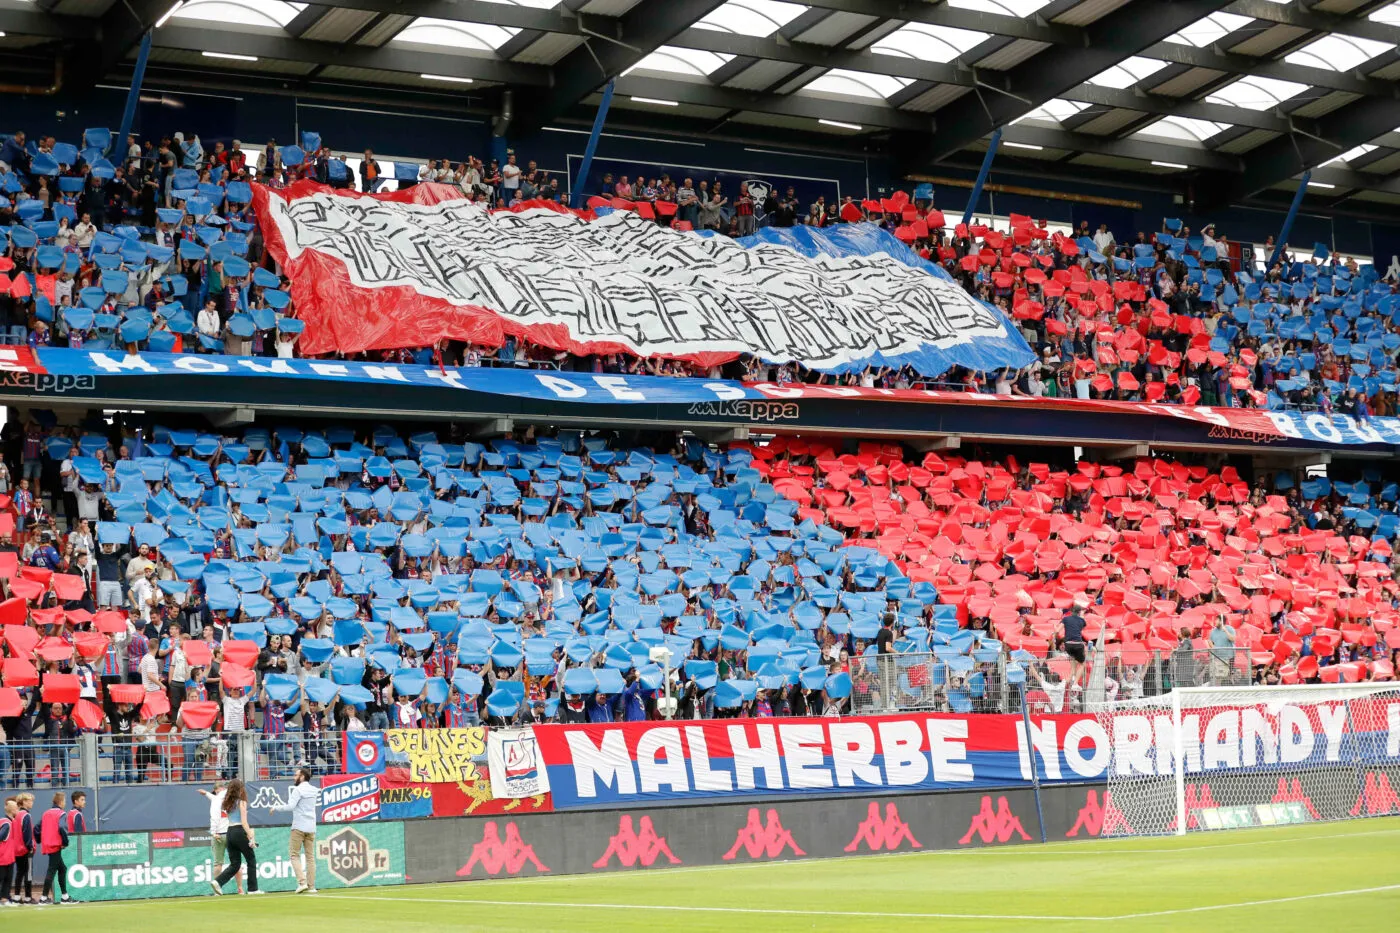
[1095,683,1400,837]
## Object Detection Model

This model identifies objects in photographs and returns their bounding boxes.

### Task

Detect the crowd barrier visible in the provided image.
[45,696,1400,900]
[27,699,1400,832]
[404,783,1107,882]
[66,822,405,901]
[57,758,1400,901]
[65,783,1107,901]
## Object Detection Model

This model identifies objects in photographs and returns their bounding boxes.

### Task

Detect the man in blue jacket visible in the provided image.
[0,132,30,174]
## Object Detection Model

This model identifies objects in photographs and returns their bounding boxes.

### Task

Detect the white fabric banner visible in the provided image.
[488,728,552,799]
[263,190,1015,370]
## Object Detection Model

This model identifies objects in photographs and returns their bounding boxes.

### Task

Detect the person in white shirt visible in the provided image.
[53,217,74,248]
[197,301,221,343]
[275,331,298,359]
[73,214,97,249]
[1033,667,1068,713]
[458,158,482,194]
[129,567,158,625]
[59,456,79,525]
[268,768,321,893]
[138,639,162,694]
[76,486,102,523]
[1092,223,1115,254]
[501,153,522,196]
[197,783,244,894]
[1025,366,1045,397]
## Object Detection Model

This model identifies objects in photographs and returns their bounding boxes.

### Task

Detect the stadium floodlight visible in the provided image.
[819,119,863,131]
[203,51,258,62]
[155,1,184,28]
[1152,161,1189,169]
[631,97,679,107]
[1003,141,1044,151]
[1096,683,1400,838]
[420,74,473,84]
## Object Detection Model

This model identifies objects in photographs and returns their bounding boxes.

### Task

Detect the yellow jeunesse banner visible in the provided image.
[384,727,487,782]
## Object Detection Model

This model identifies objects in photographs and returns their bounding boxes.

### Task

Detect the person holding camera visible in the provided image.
[209,779,258,895]
[197,782,244,895]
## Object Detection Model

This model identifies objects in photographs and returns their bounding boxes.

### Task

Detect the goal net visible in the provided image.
[1096,683,1400,837]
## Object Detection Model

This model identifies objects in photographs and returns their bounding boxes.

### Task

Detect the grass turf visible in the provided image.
[8,817,1400,932]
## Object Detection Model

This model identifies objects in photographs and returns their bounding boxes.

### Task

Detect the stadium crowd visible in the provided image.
[1,127,1397,415]
[0,412,1396,787]
[0,122,1398,788]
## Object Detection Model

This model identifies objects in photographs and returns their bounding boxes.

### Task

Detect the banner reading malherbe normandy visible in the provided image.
[69,823,405,901]
[533,708,1400,810]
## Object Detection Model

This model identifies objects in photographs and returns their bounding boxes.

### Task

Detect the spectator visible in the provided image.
[501,152,522,199]
[358,149,383,193]
[1209,621,1238,683]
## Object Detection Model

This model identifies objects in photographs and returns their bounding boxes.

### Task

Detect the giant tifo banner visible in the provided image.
[66,824,405,901]
[533,708,1400,810]
[7,347,1399,448]
[253,181,1033,374]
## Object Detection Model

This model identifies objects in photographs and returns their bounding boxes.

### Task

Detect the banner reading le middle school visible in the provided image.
[533,707,1400,810]
[67,823,405,901]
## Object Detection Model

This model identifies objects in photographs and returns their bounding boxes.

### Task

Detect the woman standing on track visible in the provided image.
[0,798,16,905]
[9,793,34,904]
[208,779,260,896]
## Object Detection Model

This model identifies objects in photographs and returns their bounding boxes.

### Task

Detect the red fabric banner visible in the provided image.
[179,701,220,730]
[41,673,80,704]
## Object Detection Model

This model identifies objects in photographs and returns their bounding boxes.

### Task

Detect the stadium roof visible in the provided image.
[6,0,1400,216]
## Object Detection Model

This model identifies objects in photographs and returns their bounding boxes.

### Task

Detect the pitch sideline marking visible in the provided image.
[318,894,1093,921]
[319,883,1400,923]
[308,824,1400,895]
[321,884,1400,923]
[1109,884,1400,920]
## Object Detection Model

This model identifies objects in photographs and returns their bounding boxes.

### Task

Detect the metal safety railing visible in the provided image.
[0,739,82,788]
[473,356,563,371]
[96,731,240,785]
[90,730,347,785]
[1034,645,1260,714]
[847,650,1009,716]
[255,733,344,780]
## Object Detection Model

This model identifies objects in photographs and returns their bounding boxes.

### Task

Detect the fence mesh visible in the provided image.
[1096,684,1400,837]
[0,740,80,788]
[96,732,237,785]
[848,651,1008,715]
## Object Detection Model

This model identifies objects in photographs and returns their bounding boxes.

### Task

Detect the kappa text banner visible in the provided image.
[10,348,1400,448]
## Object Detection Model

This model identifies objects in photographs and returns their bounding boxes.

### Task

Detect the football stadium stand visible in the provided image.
[0,0,1398,811]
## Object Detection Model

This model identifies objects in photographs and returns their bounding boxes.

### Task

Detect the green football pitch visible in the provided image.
[9,817,1400,932]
